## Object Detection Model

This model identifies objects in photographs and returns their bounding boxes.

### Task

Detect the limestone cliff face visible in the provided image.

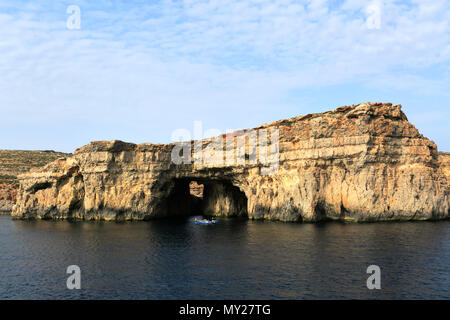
[440,153,450,185]
[12,102,450,222]
[0,183,16,213]
[0,150,70,213]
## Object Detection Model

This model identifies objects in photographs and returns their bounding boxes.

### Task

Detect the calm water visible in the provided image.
[0,216,449,300]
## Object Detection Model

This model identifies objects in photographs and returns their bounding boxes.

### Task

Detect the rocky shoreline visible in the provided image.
[10,102,450,222]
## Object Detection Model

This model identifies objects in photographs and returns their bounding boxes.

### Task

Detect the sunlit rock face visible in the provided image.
[12,102,450,222]
[0,183,16,213]
[440,153,450,185]
[0,150,70,214]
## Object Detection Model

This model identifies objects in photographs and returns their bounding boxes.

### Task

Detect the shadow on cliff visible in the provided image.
[153,178,248,219]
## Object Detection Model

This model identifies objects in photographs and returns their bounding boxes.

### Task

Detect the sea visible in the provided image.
[0,216,448,299]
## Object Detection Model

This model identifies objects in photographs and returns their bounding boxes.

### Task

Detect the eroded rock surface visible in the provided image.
[440,153,450,184]
[0,150,70,214]
[0,183,16,213]
[12,102,450,222]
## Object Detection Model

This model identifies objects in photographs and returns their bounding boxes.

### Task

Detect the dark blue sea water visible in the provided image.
[0,216,448,299]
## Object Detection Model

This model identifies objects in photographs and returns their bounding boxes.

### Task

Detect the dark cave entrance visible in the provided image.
[161,178,248,218]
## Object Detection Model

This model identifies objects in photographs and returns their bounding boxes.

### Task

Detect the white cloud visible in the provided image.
[0,0,449,151]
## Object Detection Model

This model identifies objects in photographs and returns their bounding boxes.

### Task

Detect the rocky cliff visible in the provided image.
[12,102,450,222]
[0,183,17,213]
[440,153,450,184]
[0,150,71,213]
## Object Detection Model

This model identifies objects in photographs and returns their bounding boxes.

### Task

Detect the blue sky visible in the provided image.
[0,0,449,153]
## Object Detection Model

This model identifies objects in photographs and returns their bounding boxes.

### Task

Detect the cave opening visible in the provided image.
[161,178,248,218]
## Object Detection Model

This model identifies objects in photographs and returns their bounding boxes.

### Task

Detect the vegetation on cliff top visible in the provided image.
[0,150,71,186]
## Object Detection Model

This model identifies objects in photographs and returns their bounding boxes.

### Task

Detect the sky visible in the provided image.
[0,0,449,153]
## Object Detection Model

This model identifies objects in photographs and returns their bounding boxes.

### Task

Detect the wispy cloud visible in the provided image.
[0,0,449,152]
